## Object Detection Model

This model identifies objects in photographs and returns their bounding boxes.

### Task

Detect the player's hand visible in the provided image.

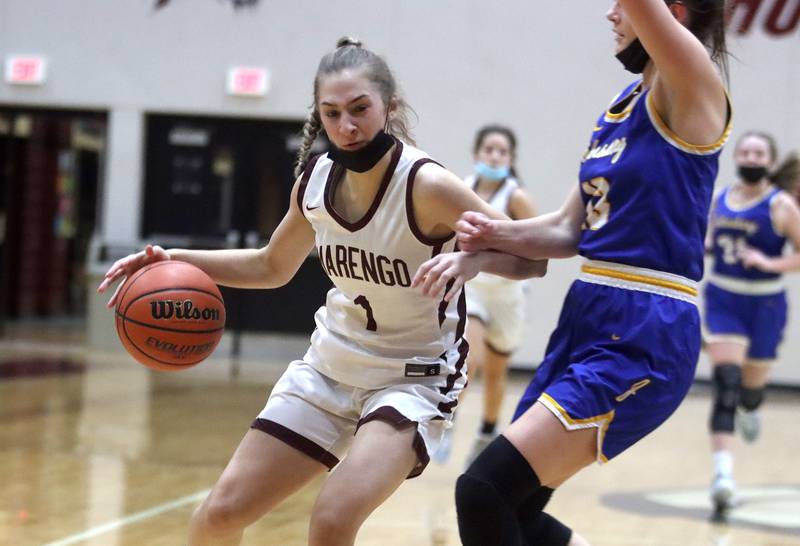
[738,245,773,273]
[456,211,497,252]
[412,251,483,302]
[97,244,171,308]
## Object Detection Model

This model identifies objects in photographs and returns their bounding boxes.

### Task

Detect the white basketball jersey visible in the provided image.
[297,141,468,391]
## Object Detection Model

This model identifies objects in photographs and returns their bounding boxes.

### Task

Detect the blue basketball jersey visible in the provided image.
[578,81,731,281]
[710,187,786,281]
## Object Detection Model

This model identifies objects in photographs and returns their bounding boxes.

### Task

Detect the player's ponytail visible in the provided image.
[294,109,322,179]
[771,152,800,194]
[679,0,729,81]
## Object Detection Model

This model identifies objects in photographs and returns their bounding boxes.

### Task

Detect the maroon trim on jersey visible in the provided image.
[297,154,322,219]
[405,158,456,246]
[438,285,469,395]
[455,285,467,340]
[437,279,455,327]
[439,336,469,396]
[356,406,430,478]
[251,418,339,470]
[323,139,403,232]
[437,399,458,414]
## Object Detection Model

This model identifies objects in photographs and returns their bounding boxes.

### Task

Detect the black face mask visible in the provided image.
[616,39,650,74]
[328,130,395,173]
[738,165,769,185]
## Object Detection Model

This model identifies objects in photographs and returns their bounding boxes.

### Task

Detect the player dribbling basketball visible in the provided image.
[98,37,546,546]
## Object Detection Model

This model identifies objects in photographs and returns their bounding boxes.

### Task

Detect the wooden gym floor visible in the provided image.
[1,321,798,546]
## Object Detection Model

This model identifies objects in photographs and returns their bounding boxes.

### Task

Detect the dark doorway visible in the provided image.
[142,114,331,335]
[0,108,106,325]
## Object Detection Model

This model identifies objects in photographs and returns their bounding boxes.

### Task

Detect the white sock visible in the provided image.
[713,450,734,477]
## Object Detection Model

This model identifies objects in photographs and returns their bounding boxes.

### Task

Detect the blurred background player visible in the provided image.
[98,37,544,546]
[704,130,800,520]
[415,0,731,543]
[434,125,537,467]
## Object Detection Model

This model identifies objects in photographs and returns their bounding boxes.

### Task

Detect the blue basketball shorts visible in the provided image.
[704,281,788,361]
[514,276,700,462]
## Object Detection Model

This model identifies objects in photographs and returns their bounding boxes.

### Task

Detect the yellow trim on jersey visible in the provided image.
[539,393,614,464]
[581,265,699,297]
[603,83,644,123]
[645,91,732,155]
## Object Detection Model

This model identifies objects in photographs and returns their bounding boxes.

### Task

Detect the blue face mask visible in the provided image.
[474,161,509,181]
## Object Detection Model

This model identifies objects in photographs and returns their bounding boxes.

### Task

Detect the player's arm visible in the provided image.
[618,0,727,145]
[412,163,547,278]
[508,187,538,220]
[99,176,316,306]
[458,186,585,260]
[741,193,800,273]
[170,177,315,288]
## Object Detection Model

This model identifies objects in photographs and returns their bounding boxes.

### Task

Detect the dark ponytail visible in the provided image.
[679,0,729,81]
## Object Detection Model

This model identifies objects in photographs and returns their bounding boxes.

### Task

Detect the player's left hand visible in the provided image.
[738,245,773,272]
[412,251,483,302]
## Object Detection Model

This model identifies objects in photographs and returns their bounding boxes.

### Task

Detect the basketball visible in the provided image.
[114,260,226,371]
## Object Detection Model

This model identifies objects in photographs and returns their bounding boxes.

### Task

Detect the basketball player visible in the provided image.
[434,125,537,467]
[98,38,545,546]
[414,1,731,544]
[704,131,800,519]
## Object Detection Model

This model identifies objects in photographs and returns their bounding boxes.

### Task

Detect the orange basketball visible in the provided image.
[114,260,226,371]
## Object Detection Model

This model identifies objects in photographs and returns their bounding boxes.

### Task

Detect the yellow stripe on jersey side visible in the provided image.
[539,393,614,464]
[581,265,699,297]
[645,91,733,155]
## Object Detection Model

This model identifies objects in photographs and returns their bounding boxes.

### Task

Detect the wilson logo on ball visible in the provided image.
[150,300,221,321]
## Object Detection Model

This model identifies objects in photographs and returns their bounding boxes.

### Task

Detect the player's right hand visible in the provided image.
[97,244,171,308]
[455,211,496,252]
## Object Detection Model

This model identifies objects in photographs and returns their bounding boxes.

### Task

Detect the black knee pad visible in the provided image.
[463,435,541,506]
[455,474,523,546]
[710,364,741,433]
[517,488,572,546]
[740,387,765,411]
[520,512,573,546]
[456,435,541,546]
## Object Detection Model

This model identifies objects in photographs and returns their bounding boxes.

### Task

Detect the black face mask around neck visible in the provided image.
[616,39,650,74]
[328,130,395,173]
[738,165,769,185]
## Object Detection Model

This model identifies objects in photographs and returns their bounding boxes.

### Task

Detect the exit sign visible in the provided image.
[5,56,47,85]
[226,66,269,97]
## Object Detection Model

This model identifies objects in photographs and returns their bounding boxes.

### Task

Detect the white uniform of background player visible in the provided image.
[432,125,538,467]
[256,141,467,477]
[464,174,527,355]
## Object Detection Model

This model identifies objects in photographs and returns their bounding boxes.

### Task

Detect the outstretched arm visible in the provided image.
[618,0,727,145]
[98,176,316,307]
[457,186,585,260]
[740,193,800,273]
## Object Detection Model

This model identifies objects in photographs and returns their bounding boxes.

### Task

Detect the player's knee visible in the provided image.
[309,504,362,545]
[710,363,741,433]
[456,472,501,519]
[198,493,249,534]
[740,387,765,411]
[522,512,573,546]
[456,473,523,546]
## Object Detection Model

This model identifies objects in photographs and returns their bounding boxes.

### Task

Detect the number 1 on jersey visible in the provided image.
[354,295,377,332]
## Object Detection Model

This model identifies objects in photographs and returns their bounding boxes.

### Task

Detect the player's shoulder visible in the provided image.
[770,189,800,214]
